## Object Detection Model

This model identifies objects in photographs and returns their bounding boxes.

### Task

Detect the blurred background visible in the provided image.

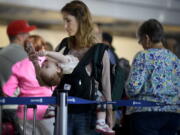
[0,0,180,63]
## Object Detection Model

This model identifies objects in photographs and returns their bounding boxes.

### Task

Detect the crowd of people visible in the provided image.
[0,0,179,135]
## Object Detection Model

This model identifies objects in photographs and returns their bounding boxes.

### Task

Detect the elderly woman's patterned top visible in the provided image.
[125,48,180,115]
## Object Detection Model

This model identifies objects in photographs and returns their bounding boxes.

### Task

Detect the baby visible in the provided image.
[38,51,79,87]
[25,42,79,87]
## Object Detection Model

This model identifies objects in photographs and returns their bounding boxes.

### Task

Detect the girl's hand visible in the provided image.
[29,53,38,62]
[24,41,38,62]
[24,42,35,54]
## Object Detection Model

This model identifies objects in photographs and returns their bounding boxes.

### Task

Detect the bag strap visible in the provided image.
[73,43,109,75]
[55,37,70,54]
[56,40,110,82]
[92,44,109,81]
[72,44,97,73]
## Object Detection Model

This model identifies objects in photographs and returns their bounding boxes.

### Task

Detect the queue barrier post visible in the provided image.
[0,105,2,135]
[55,84,71,135]
[23,105,37,135]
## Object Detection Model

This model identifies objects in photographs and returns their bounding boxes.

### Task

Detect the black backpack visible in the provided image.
[55,39,126,111]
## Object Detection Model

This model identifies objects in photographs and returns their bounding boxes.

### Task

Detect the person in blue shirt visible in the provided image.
[125,19,180,135]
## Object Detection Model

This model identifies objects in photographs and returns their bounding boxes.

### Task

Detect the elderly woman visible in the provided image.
[125,19,180,135]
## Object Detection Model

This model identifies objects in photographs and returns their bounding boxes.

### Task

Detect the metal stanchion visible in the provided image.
[0,105,2,135]
[23,105,37,135]
[55,84,71,135]
[23,105,27,135]
[29,105,37,135]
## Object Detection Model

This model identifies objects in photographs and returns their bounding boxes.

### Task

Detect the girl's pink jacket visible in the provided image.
[3,57,53,120]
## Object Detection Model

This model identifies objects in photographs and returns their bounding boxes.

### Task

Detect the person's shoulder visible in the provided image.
[134,50,147,58]
[167,50,180,63]
[0,44,11,54]
[12,58,29,68]
[60,37,72,45]
[149,48,177,59]
[62,37,70,42]
[10,58,32,76]
[135,49,162,57]
[164,49,179,58]
[55,37,70,52]
[4,43,24,53]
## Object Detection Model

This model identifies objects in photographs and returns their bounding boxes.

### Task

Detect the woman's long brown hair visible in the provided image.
[61,0,96,49]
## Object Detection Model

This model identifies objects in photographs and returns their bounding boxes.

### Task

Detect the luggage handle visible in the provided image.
[0,105,2,135]
[23,105,37,135]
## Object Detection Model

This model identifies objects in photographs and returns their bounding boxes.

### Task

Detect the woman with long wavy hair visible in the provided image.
[55,1,114,135]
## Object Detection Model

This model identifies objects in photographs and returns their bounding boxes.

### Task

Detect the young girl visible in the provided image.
[3,35,55,135]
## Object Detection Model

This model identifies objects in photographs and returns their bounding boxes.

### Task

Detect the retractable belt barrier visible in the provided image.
[0,96,178,107]
[0,96,179,135]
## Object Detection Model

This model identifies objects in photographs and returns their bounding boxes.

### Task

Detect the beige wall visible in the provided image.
[32,29,68,50]
[0,25,67,49]
[113,36,143,64]
[0,25,9,47]
[0,24,142,63]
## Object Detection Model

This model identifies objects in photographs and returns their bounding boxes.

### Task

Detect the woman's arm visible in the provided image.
[125,52,147,97]
[101,50,113,128]
[2,66,19,97]
[101,51,112,102]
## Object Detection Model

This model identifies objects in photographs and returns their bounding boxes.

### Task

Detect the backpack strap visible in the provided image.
[92,44,110,81]
[55,37,70,54]
[72,44,96,73]
[73,43,109,75]
[56,41,110,88]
